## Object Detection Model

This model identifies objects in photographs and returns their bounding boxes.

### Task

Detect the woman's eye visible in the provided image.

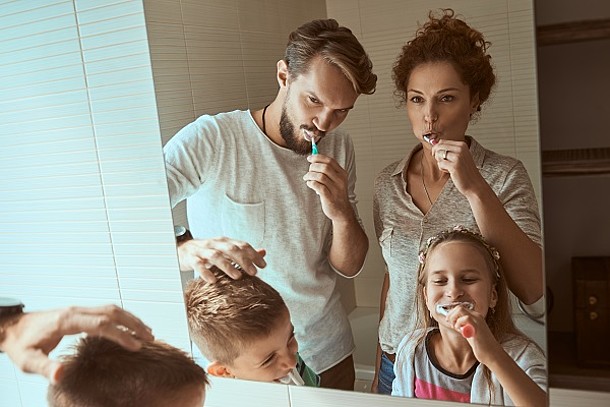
[309,96,319,104]
[440,95,454,102]
[409,96,423,103]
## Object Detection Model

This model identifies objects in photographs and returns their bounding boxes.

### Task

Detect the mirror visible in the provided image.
[151,0,546,404]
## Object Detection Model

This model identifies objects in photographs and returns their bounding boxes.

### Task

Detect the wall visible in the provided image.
[0,1,188,405]
[536,0,610,332]
[325,0,542,310]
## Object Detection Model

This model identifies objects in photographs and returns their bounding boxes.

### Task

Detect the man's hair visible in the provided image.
[47,337,208,407]
[185,267,288,365]
[284,18,377,95]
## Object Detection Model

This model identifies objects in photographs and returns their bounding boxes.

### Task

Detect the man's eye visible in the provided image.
[309,96,320,104]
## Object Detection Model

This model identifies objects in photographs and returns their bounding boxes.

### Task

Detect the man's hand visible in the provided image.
[1,305,154,384]
[177,237,267,283]
[303,154,353,222]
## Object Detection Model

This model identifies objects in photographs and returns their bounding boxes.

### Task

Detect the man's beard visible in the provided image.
[279,104,325,156]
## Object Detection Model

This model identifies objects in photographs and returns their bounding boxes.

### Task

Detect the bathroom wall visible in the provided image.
[0,1,188,405]
[535,0,610,332]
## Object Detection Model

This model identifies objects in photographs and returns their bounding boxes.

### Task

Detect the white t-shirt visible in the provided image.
[164,110,361,373]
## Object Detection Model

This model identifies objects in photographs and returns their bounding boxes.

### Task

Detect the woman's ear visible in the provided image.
[207,361,234,378]
[277,60,289,88]
[470,92,480,114]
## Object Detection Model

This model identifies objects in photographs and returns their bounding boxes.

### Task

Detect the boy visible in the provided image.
[185,267,319,386]
[47,337,208,407]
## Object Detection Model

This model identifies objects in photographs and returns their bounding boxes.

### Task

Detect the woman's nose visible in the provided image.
[424,105,438,126]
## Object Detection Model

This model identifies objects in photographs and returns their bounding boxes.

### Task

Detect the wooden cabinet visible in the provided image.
[573,257,610,367]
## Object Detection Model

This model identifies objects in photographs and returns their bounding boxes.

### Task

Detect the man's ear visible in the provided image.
[206,361,234,378]
[277,59,289,88]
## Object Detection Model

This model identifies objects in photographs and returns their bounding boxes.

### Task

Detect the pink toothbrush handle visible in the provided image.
[461,324,475,338]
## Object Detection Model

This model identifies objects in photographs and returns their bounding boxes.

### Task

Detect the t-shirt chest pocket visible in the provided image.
[220,194,265,248]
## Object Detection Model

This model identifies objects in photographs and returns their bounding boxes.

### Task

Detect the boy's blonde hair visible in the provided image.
[185,267,288,365]
[47,337,207,407]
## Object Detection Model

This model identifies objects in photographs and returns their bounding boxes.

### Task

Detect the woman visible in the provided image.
[372,9,544,395]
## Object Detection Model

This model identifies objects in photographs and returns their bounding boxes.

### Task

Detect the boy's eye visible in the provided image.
[262,354,277,367]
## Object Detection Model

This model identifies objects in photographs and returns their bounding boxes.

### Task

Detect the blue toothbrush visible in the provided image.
[311,138,318,155]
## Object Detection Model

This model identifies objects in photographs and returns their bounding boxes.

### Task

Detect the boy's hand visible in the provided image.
[177,237,267,283]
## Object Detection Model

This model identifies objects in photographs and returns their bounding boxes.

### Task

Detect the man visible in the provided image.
[164,18,376,390]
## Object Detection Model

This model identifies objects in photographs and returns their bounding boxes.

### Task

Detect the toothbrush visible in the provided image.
[436,302,476,338]
[311,138,318,155]
[423,133,439,145]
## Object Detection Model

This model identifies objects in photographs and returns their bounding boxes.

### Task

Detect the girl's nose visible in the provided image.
[446,282,464,298]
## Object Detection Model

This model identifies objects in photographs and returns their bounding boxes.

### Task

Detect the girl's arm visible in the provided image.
[485,346,547,407]
[450,309,547,406]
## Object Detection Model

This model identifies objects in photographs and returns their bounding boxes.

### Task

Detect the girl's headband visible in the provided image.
[418,225,501,279]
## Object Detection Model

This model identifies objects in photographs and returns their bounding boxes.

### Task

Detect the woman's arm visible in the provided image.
[433,141,543,304]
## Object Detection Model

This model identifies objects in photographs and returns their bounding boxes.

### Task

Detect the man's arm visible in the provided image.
[0,305,154,384]
[303,153,368,276]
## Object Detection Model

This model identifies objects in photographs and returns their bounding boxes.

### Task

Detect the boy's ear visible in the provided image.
[277,60,289,88]
[206,361,234,378]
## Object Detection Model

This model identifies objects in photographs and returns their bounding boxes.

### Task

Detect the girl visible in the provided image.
[392,227,546,406]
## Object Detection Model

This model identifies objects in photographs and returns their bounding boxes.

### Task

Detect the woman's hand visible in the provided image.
[431,140,486,198]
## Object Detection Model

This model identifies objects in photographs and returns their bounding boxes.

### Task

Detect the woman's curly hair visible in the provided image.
[393,9,495,114]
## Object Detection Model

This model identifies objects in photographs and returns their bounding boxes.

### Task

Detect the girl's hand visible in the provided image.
[431,140,486,198]
[446,305,503,365]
